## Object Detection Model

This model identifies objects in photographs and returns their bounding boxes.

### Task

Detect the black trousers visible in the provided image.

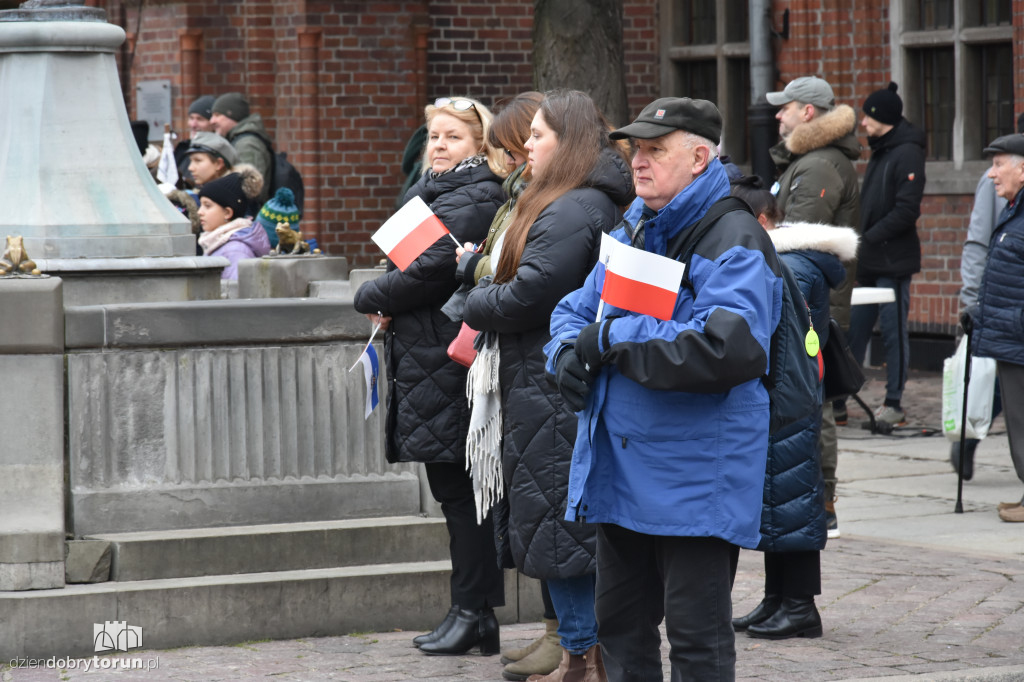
[424,462,505,610]
[596,523,739,682]
[764,550,821,597]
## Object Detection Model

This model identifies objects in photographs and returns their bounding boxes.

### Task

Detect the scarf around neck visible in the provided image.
[198,216,253,255]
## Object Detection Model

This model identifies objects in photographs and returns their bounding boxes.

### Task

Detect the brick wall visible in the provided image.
[775,0,978,336]
[86,0,1016,336]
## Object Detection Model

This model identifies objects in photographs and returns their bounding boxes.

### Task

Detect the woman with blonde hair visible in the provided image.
[463,90,634,681]
[354,96,507,657]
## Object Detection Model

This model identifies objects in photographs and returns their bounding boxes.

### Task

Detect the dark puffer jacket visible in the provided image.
[354,161,505,464]
[857,118,926,280]
[973,188,1024,367]
[760,223,858,552]
[462,148,634,579]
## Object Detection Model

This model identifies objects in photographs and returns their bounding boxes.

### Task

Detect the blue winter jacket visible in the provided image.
[973,188,1024,366]
[544,164,783,548]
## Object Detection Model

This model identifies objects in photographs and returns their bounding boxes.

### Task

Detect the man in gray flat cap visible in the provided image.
[766,76,861,543]
[967,133,1024,522]
[546,97,784,681]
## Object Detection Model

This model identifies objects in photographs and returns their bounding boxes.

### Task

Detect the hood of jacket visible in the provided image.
[584,146,636,207]
[770,222,858,289]
[774,104,861,161]
[227,221,271,253]
[227,114,273,146]
[867,117,927,155]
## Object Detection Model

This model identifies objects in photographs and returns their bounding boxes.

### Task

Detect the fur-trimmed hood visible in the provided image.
[769,222,859,261]
[770,222,860,288]
[783,104,861,159]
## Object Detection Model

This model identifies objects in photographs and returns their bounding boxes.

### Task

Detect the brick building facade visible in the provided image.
[85,0,1024,347]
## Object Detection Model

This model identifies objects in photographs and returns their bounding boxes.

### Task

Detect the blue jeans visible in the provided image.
[848,276,912,405]
[546,573,598,654]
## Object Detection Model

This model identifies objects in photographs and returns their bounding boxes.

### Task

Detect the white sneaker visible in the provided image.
[873,405,906,426]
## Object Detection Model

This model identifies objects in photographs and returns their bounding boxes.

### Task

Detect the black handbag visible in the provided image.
[822,318,866,402]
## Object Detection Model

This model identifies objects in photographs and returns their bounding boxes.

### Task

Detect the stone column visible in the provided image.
[0,277,65,590]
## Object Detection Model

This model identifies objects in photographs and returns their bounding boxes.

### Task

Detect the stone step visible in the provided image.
[0,559,539,659]
[87,516,450,582]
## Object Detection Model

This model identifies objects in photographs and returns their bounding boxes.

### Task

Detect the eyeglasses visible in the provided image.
[434,97,476,112]
[503,148,515,159]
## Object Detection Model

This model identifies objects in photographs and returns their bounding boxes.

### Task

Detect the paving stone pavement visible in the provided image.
[6,368,1024,681]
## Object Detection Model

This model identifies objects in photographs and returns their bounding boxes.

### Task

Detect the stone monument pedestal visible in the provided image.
[0,277,65,590]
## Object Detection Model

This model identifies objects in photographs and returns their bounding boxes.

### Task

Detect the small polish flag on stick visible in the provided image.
[600,245,686,321]
[371,196,459,271]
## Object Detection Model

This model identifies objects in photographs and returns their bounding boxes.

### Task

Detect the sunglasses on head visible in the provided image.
[434,97,476,112]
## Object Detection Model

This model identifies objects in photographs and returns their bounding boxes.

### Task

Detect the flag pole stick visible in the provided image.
[349,314,384,372]
[449,233,462,248]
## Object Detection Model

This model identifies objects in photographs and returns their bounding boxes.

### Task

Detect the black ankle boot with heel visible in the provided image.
[746,596,822,640]
[419,607,500,656]
[732,594,781,631]
[413,604,460,648]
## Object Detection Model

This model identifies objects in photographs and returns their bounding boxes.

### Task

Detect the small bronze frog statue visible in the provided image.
[0,236,41,276]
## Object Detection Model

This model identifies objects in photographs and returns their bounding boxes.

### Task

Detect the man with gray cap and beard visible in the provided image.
[546,97,784,681]
[767,75,861,541]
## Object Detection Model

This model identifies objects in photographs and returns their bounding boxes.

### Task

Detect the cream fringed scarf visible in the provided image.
[465,332,503,525]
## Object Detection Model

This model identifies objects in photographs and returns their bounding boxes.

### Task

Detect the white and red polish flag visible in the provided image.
[600,244,686,321]
[371,196,450,271]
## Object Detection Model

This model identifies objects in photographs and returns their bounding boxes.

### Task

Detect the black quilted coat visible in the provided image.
[354,162,505,464]
[463,148,634,580]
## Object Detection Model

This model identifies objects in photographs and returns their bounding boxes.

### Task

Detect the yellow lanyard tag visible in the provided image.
[804,328,820,357]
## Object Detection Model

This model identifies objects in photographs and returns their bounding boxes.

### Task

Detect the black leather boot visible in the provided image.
[413,604,460,648]
[419,607,500,656]
[732,594,781,631]
[746,596,822,639]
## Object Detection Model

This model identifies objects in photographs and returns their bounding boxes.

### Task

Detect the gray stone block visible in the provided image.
[70,476,420,536]
[34,257,224,306]
[88,517,448,581]
[0,561,63,591]
[64,298,369,349]
[309,279,353,299]
[65,540,112,584]
[0,277,63,352]
[349,267,386,292]
[238,255,349,299]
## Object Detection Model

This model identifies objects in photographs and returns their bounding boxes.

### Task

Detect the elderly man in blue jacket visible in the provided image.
[545,98,783,682]
[969,133,1024,523]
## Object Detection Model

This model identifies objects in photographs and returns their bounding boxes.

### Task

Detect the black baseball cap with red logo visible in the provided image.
[610,97,722,145]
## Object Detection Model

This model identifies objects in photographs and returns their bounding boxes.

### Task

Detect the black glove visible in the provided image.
[555,349,596,412]
[574,321,604,374]
[959,307,976,337]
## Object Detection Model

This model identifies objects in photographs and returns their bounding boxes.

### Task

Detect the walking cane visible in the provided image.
[955,324,972,514]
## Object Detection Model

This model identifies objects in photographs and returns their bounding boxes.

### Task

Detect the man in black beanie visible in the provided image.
[210,92,274,203]
[845,82,926,428]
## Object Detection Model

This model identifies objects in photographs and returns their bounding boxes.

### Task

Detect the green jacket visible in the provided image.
[771,104,862,326]
[227,114,274,205]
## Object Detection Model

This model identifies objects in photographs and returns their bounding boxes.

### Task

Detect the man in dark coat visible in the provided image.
[846,82,926,428]
[969,133,1024,522]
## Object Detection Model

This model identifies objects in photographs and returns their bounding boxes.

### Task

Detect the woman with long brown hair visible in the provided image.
[463,90,634,681]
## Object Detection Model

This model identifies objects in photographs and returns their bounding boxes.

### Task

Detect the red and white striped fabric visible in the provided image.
[371,196,450,271]
[601,243,686,321]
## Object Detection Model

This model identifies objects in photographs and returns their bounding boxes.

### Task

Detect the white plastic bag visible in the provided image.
[942,335,997,441]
